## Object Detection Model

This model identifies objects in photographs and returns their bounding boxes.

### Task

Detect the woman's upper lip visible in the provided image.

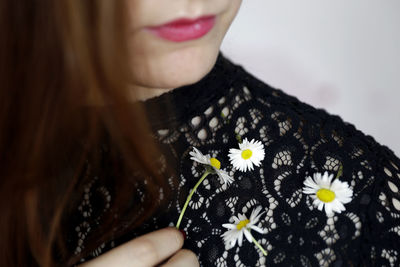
[147,15,216,29]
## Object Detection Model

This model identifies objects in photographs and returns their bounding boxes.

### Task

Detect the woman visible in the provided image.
[1,0,399,266]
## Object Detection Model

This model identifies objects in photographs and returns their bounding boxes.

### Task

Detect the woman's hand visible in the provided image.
[78,227,199,267]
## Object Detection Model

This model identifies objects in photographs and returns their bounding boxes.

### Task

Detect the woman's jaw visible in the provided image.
[125,0,242,101]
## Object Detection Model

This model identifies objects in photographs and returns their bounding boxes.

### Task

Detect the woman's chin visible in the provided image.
[131,46,220,90]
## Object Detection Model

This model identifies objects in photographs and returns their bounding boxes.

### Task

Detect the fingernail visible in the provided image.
[178,229,186,240]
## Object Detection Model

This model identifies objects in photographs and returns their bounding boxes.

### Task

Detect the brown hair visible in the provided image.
[0,1,173,266]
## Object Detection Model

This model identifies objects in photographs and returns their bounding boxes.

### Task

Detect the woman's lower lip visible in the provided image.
[146,16,216,42]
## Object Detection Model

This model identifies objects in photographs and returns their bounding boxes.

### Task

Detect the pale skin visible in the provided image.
[78,227,195,267]
[80,0,242,266]
[126,0,242,101]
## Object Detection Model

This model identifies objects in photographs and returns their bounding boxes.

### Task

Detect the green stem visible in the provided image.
[251,234,268,256]
[176,171,210,229]
[235,133,242,144]
[336,164,343,179]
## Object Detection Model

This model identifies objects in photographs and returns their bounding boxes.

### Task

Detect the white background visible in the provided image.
[221,0,400,155]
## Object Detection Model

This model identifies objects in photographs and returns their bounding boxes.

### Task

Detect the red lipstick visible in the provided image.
[146,15,216,42]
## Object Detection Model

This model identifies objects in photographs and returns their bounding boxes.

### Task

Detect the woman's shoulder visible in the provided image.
[69,55,400,266]
[223,59,400,264]
[234,57,400,196]
[232,57,398,167]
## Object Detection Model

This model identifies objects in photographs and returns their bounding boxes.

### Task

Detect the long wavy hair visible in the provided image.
[0,1,174,266]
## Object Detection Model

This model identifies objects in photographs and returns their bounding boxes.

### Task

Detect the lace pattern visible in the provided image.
[68,53,400,266]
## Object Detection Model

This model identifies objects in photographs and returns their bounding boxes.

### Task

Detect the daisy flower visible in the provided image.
[176,147,234,229]
[221,206,267,256]
[228,138,265,172]
[190,147,234,185]
[302,171,353,216]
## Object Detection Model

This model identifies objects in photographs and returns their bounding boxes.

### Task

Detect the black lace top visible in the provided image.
[69,52,400,267]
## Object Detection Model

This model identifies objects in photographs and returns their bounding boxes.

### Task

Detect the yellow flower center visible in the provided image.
[210,157,221,170]
[241,149,253,160]
[236,219,250,230]
[316,188,336,203]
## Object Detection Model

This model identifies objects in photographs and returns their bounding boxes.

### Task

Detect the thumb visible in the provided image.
[78,227,184,267]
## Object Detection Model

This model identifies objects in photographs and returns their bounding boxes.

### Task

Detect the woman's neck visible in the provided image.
[129,85,175,102]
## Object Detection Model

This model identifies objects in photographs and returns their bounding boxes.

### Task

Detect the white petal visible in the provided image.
[335,189,352,197]
[332,199,346,212]
[216,169,234,185]
[238,138,249,150]
[189,147,210,165]
[330,179,344,191]
[326,172,334,183]
[189,147,203,158]
[246,161,254,171]
[222,230,239,248]
[313,198,321,207]
[250,207,265,223]
[339,196,352,204]
[320,173,331,188]
[244,229,253,243]
[324,203,333,216]
[303,177,319,189]
[335,187,353,200]
[232,216,240,224]
[228,148,242,157]
[249,157,260,166]
[228,235,237,248]
[238,231,244,247]
[335,193,352,204]
[250,206,262,217]
[251,225,265,234]
[232,159,247,172]
[303,188,318,195]
[222,223,237,230]
[252,159,262,167]
[224,231,236,242]
[238,213,247,221]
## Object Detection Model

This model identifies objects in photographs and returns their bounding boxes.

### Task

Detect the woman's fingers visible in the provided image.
[160,249,199,267]
[78,227,185,267]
